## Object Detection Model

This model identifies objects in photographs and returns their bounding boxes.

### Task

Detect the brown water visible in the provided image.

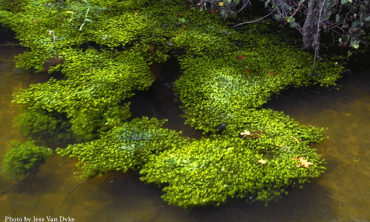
[0,45,369,222]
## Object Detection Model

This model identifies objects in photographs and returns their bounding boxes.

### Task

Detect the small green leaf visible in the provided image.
[341,0,352,5]
[178,18,186,23]
[350,40,359,49]
[274,14,281,21]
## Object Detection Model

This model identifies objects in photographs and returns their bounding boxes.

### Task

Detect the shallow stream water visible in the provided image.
[0,44,369,221]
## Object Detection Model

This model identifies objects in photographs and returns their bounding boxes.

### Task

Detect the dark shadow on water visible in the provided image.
[185,183,333,222]
[130,58,202,139]
[0,25,19,44]
[265,70,370,116]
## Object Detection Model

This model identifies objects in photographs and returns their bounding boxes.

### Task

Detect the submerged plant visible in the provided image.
[2,141,53,181]
[15,108,73,146]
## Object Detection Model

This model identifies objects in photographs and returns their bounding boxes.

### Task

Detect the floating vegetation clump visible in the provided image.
[0,0,342,207]
[57,117,189,179]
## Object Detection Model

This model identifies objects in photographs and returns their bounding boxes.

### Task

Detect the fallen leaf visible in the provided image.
[295,157,314,168]
[236,54,247,60]
[240,130,251,137]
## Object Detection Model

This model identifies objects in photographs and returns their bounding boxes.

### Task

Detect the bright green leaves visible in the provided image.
[14,49,153,140]
[57,117,189,179]
[2,141,53,181]
[0,0,343,208]
[86,12,150,48]
[141,136,326,208]
[139,102,327,208]
[174,41,341,133]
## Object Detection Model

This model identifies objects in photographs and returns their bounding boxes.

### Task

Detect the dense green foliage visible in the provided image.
[2,141,53,180]
[57,117,188,179]
[15,108,73,145]
[175,52,341,132]
[0,0,344,207]
[14,49,152,141]
[142,135,325,208]
[141,99,327,207]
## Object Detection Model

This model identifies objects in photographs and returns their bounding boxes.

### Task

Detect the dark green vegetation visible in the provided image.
[15,109,73,146]
[57,117,189,179]
[0,0,343,207]
[2,141,52,181]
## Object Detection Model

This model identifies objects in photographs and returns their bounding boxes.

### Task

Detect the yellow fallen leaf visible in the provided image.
[240,130,251,137]
[296,157,314,168]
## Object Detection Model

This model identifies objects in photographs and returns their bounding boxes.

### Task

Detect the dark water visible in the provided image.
[0,45,369,222]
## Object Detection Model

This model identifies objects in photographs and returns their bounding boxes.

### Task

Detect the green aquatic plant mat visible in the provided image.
[140,109,326,208]
[2,141,53,181]
[13,48,153,140]
[57,117,189,179]
[175,49,342,133]
[0,0,343,208]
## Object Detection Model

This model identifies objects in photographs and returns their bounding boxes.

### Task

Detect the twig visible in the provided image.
[0,43,20,46]
[290,135,300,143]
[233,9,275,28]
[67,179,88,193]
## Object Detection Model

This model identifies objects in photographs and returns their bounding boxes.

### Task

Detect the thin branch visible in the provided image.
[0,43,19,46]
[312,0,327,75]
[233,9,275,28]
[236,0,252,13]
[67,178,88,193]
